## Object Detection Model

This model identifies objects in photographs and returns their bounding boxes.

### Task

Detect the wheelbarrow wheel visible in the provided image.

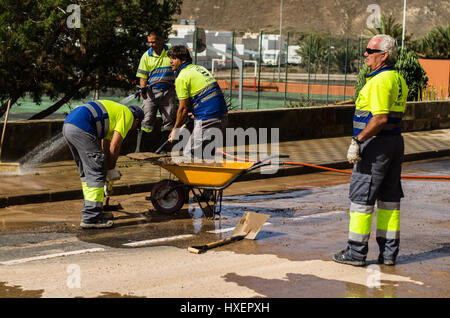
[151,180,185,214]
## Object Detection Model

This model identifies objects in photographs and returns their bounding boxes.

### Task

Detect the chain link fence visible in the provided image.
[169,26,371,110]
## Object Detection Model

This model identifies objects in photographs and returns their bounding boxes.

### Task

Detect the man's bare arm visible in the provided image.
[357,114,388,142]
[102,131,124,170]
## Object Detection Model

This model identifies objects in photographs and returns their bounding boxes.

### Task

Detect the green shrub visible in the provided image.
[354,48,428,101]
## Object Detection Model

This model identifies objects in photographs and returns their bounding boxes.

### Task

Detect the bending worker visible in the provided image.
[167,45,228,160]
[62,100,144,229]
[333,34,408,266]
[136,29,177,151]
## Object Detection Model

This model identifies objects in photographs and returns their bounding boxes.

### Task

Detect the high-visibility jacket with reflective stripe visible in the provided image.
[354,66,408,137]
[175,62,228,120]
[64,100,134,140]
[136,45,175,90]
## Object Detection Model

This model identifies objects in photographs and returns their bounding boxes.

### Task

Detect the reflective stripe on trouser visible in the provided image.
[348,202,374,243]
[376,201,400,261]
[62,123,106,222]
[81,181,104,221]
[346,135,404,261]
[349,201,400,242]
[347,201,400,261]
[141,88,177,132]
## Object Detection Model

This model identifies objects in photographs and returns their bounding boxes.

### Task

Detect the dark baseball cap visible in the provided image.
[127,105,145,129]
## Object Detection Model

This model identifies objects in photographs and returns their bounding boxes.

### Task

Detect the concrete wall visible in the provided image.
[0,101,448,162]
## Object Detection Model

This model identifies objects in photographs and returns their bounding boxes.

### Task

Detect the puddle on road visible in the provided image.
[75,187,347,251]
[0,282,44,298]
[0,185,349,257]
[222,188,314,203]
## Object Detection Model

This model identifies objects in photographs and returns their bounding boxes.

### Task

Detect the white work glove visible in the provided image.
[347,138,362,165]
[106,169,122,181]
[104,181,113,196]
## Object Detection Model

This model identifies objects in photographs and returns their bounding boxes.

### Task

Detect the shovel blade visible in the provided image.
[232,211,270,240]
[126,152,168,161]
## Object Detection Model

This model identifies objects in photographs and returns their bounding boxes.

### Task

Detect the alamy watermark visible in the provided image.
[66,4,81,29]
[66,264,81,289]
[366,4,381,29]
[366,264,381,288]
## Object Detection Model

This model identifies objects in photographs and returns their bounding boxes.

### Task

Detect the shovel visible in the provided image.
[127,151,169,161]
[188,211,270,254]
[127,120,192,162]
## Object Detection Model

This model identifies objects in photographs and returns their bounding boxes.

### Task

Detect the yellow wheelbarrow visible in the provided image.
[127,154,288,218]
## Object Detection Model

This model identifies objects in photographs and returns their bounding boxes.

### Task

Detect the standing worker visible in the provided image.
[333,34,408,266]
[63,100,144,229]
[167,45,228,160]
[136,29,177,152]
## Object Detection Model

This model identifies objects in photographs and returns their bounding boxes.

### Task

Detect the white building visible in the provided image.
[168,24,300,69]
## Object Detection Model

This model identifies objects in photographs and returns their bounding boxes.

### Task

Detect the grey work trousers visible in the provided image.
[347,134,404,261]
[62,123,106,223]
[142,88,178,132]
[183,114,228,160]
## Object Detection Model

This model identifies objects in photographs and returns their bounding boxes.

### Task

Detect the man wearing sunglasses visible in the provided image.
[333,34,408,267]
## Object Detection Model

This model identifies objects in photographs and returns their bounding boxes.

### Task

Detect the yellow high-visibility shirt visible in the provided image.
[356,69,408,115]
[100,100,135,140]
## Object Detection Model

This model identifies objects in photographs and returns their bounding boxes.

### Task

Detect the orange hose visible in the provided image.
[282,161,352,174]
[219,150,450,181]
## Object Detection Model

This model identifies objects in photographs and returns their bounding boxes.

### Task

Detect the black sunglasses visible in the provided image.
[365,47,385,55]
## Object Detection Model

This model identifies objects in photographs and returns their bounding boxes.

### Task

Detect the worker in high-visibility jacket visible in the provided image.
[62,100,144,229]
[167,45,228,160]
[333,34,408,266]
[136,29,177,151]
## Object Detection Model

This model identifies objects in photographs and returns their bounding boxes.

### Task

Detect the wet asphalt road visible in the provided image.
[0,158,448,299]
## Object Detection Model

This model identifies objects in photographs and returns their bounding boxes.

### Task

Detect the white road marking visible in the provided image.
[208,222,272,234]
[291,210,346,222]
[123,234,194,247]
[0,248,105,266]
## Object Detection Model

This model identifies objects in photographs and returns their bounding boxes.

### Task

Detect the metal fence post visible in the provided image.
[344,37,348,101]
[284,32,289,107]
[307,33,312,100]
[358,36,362,71]
[193,27,198,64]
[257,30,263,109]
[229,30,235,104]
[326,36,331,105]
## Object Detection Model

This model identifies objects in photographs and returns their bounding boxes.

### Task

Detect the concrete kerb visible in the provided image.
[1,147,448,209]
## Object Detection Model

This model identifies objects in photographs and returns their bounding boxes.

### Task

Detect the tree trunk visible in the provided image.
[27,83,84,120]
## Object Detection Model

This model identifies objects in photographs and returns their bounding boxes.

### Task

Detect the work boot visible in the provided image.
[378,255,396,266]
[80,218,114,229]
[332,249,366,266]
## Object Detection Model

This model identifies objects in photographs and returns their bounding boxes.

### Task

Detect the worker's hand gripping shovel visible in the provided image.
[103,169,123,211]
[188,212,270,254]
[154,118,192,154]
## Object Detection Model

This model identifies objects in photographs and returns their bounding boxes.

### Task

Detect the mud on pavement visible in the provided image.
[0,159,448,299]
